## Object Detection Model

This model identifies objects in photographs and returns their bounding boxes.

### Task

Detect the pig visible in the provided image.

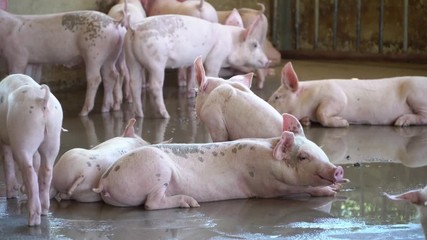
[124,12,269,118]
[141,0,218,23]
[0,74,63,226]
[108,0,147,102]
[217,4,281,89]
[268,62,427,127]
[93,113,348,208]
[52,118,150,203]
[194,56,282,141]
[0,9,126,116]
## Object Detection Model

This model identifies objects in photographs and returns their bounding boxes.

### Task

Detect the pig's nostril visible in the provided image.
[334,166,344,180]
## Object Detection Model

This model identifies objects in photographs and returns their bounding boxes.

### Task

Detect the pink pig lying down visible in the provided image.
[52,118,150,203]
[0,9,126,116]
[268,62,427,127]
[194,56,282,142]
[124,12,269,118]
[0,74,63,226]
[93,113,348,209]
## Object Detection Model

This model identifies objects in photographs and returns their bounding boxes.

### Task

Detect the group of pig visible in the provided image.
[0,0,280,119]
[1,0,426,228]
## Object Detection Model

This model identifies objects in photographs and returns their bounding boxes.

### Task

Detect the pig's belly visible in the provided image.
[343,103,412,125]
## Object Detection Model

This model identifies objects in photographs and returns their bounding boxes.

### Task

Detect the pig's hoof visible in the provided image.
[28,213,41,227]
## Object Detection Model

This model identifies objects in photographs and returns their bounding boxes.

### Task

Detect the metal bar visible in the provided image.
[295,0,300,49]
[403,0,408,52]
[314,0,319,49]
[378,0,384,53]
[333,0,339,50]
[356,0,361,51]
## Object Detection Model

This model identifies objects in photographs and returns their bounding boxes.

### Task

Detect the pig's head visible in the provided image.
[226,10,269,69]
[271,113,347,187]
[268,62,302,118]
[384,186,427,206]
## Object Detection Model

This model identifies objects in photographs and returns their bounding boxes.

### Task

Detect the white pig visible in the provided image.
[0,9,126,116]
[268,62,427,127]
[194,56,282,141]
[52,118,149,203]
[217,4,281,89]
[141,0,218,23]
[93,113,348,208]
[124,12,269,118]
[0,74,63,226]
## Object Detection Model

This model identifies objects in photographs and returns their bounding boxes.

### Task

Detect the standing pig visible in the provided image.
[93,113,348,208]
[125,12,269,118]
[217,4,281,89]
[0,74,63,226]
[194,56,282,141]
[0,9,126,116]
[268,62,427,127]
[52,118,149,203]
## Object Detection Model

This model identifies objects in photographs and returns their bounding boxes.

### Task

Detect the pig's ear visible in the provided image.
[224,8,244,27]
[194,56,208,92]
[384,190,425,205]
[282,113,305,136]
[122,118,137,137]
[229,73,253,88]
[281,62,299,92]
[242,14,264,41]
[273,131,295,162]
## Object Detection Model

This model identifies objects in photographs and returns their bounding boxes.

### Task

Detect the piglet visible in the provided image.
[194,56,282,141]
[268,62,427,127]
[0,9,126,116]
[52,118,150,203]
[93,113,348,208]
[125,11,269,118]
[0,74,63,226]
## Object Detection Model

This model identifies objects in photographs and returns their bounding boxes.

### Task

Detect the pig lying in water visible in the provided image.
[52,118,149,203]
[268,62,427,127]
[93,113,348,209]
[0,74,63,226]
[194,56,282,141]
[0,9,125,116]
[124,12,269,118]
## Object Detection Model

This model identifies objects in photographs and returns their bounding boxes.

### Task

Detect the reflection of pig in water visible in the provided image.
[52,119,149,203]
[0,74,63,226]
[124,12,269,118]
[385,185,427,238]
[93,113,348,208]
[268,62,427,127]
[304,126,427,167]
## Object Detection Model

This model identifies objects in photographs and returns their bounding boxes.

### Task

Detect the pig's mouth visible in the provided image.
[316,173,349,186]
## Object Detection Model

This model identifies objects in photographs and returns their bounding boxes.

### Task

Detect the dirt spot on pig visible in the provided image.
[61,12,113,46]
[114,165,120,171]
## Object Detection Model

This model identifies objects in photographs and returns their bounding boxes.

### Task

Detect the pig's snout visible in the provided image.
[333,166,346,183]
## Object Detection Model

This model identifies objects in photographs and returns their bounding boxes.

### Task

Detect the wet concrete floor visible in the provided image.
[1,60,427,239]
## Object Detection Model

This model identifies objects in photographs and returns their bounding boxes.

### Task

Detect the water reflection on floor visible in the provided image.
[1,60,427,239]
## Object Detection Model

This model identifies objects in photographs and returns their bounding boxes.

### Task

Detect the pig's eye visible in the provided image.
[274,95,280,100]
[298,154,309,161]
[252,42,259,49]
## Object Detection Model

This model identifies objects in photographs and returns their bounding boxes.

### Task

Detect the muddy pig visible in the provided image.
[93,113,348,208]
[268,62,427,127]
[125,12,269,118]
[0,9,126,116]
[194,56,282,141]
[52,118,152,203]
[0,74,63,226]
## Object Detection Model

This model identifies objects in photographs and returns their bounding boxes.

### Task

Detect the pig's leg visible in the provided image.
[395,95,427,126]
[1,145,20,198]
[315,100,349,127]
[24,64,42,82]
[37,138,60,216]
[177,68,187,87]
[255,68,267,89]
[147,69,170,118]
[144,183,200,210]
[100,63,120,112]
[80,62,102,116]
[185,66,196,98]
[128,64,145,118]
[14,150,41,226]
